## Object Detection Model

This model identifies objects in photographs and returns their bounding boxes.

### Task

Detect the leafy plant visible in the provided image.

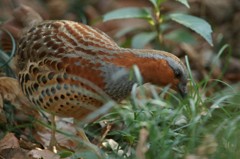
[103,0,213,49]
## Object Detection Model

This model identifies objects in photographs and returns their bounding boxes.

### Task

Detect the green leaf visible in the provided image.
[176,0,190,8]
[58,150,73,158]
[115,26,142,38]
[103,7,152,22]
[164,29,197,44]
[131,32,157,49]
[169,13,213,46]
[149,0,158,8]
[149,0,166,8]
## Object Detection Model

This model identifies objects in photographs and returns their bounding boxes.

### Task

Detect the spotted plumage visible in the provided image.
[9,18,187,120]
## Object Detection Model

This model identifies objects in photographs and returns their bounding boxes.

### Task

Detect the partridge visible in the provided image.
[17,24,186,117]
[1,5,188,147]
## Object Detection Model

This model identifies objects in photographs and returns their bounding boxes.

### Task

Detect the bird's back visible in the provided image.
[16,20,120,70]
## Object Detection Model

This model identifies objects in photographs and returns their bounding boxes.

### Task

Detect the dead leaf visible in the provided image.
[102,139,125,156]
[28,149,60,159]
[197,134,218,156]
[0,77,39,118]
[136,128,149,159]
[0,77,30,108]
[0,148,28,159]
[0,95,6,123]
[34,115,79,150]
[19,137,43,150]
[1,5,43,42]
[185,154,207,159]
[0,133,20,150]
[185,134,217,159]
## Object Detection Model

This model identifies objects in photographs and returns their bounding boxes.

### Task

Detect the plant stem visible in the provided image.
[153,7,164,47]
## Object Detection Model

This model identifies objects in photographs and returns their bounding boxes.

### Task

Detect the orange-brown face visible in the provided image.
[137,58,188,97]
[106,51,188,97]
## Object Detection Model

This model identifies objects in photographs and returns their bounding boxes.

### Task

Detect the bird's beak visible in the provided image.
[178,83,187,98]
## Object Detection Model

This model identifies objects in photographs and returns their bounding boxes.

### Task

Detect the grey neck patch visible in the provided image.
[99,63,136,100]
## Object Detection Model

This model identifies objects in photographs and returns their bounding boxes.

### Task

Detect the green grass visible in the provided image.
[0,20,239,159]
[92,78,240,158]
[78,45,240,159]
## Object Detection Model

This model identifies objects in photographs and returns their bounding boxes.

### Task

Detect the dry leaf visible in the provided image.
[185,134,218,159]
[34,115,79,149]
[102,139,125,156]
[197,134,218,156]
[0,77,39,117]
[0,133,20,150]
[185,154,207,159]
[19,137,43,150]
[28,149,60,159]
[0,95,6,123]
[1,4,43,40]
[0,148,28,159]
[136,128,149,159]
[0,77,30,108]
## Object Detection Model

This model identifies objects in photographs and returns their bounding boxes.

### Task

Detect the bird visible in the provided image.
[15,20,188,119]
[1,5,188,152]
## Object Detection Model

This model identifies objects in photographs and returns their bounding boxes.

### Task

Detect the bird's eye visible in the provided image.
[175,71,181,78]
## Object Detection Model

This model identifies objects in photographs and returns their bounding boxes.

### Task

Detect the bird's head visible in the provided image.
[165,55,188,97]
[104,49,188,97]
[131,49,188,97]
